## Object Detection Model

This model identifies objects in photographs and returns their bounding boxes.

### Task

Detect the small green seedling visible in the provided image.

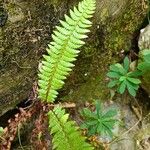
[107,56,142,96]
[80,101,118,137]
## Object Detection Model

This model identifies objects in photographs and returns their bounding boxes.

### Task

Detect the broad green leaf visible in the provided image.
[102,109,117,119]
[86,120,98,126]
[88,124,98,135]
[80,123,88,129]
[103,120,116,129]
[143,50,150,62]
[144,54,150,62]
[81,108,97,119]
[119,80,126,94]
[127,77,141,84]
[123,56,130,71]
[119,76,126,82]
[102,123,113,137]
[127,80,139,90]
[107,72,121,78]
[96,122,103,134]
[95,101,102,117]
[138,62,150,72]
[108,80,118,88]
[127,70,143,77]
[114,63,127,75]
[126,82,136,97]
[110,64,122,73]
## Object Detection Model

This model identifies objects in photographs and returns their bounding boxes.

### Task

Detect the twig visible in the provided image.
[12,60,31,69]
[109,112,150,145]
[17,123,24,150]
[47,102,76,108]
[109,119,141,145]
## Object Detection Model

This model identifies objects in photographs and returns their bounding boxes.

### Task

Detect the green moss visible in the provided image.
[62,73,109,102]
[47,0,66,7]
[0,0,55,116]
[104,0,147,52]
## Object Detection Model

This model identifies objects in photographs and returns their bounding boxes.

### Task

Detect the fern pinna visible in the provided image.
[38,0,96,102]
[48,106,94,150]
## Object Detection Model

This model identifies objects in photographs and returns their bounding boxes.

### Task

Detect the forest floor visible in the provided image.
[0,80,150,150]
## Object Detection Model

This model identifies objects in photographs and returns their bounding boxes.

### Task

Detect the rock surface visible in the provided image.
[138,25,150,95]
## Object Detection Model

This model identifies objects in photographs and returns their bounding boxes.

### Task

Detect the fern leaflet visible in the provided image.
[38,0,96,102]
[48,106,94,150]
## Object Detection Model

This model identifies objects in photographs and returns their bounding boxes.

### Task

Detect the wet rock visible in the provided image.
[91,100,138,150]
[109,103,138,150]
[138,25,150,50]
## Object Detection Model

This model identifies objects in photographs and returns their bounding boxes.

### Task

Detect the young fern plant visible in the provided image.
[48,106,94,150]
[38,0,96,102]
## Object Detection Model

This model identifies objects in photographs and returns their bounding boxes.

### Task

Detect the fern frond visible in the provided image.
[38,0,96,102]
[48,106,94,150]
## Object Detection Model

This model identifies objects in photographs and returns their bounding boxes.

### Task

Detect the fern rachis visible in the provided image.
[38,0,96,102]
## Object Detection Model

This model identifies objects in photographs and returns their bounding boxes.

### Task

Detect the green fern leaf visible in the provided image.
[48,106,94,150]
[38,0,96,102]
